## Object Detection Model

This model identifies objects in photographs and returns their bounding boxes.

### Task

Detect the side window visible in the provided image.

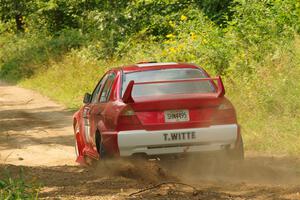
[99,73,116,103]
[91,74,108,103]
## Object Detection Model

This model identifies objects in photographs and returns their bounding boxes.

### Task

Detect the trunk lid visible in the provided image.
[122,76,227,130]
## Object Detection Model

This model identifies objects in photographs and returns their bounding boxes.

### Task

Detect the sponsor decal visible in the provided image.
[163,131,196,141]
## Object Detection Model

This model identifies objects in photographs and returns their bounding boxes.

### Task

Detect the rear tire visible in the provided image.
[96,131,107,160]
[228,136,244,161]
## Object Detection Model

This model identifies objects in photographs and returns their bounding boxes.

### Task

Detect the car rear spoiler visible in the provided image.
[122,76,225,103]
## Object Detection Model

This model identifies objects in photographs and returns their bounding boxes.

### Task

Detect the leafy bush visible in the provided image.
[0,29,86,82]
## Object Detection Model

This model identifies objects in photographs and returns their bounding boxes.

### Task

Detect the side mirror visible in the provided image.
[83,93,92,104]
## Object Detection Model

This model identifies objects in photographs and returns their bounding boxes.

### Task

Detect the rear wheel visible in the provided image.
[228,136,244,161]
[96,131,107,160]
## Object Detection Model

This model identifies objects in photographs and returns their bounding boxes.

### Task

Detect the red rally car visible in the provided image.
[73,62,244,165]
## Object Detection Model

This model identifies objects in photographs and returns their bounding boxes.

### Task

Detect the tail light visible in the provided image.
[218,101,233,110]
[117,106,142,131]
[211,100,236,125]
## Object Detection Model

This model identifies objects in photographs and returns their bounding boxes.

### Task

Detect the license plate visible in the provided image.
[164,109,189,122]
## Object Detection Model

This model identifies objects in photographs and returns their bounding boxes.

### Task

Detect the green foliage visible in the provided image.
[0,0,36,32]
[226,37,300,154]
[21,49,108,109]
[195,0,234,24]
[0,168,39,199]
[0,29,86,82]
[1,0,300,155]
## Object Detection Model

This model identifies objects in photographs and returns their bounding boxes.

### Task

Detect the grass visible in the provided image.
[0,30,86,83]
[227,38,300,154]
[0,168,39,200]
[20,50,105,109]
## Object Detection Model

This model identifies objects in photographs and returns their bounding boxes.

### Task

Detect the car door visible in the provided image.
[82,74,108,145]
[89,72,117,133]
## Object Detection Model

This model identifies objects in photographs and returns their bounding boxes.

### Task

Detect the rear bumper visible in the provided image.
[117,124,238,156]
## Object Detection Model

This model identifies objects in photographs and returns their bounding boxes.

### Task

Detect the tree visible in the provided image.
[0,0,35,32]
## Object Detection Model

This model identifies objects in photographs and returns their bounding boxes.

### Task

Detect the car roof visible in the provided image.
[116,62,201,73]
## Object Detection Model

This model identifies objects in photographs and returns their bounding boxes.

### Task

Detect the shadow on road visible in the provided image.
[0,106,74,151]
[0,106,73,133]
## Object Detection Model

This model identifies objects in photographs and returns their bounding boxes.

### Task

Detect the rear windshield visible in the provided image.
[122,68,215,97]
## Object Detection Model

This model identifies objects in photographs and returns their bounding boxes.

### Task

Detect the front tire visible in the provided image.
[74,123,93,166]
[75,138,79,157]
[74,123,81,158]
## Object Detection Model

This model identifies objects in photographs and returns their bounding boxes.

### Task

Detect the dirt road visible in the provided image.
[1,82,300,199]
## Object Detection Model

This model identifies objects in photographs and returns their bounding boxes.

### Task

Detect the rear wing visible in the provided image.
[122,76,225,103]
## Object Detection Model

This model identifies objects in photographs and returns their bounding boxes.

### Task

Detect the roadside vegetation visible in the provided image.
[0,0,300,155]
[0,167,39,199]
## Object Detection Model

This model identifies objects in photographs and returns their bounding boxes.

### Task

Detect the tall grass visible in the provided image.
[0,168,39,200]
[0,30,86,82]
[227,38,300,154]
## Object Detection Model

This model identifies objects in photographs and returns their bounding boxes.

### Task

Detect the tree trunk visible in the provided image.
[14,0,24,32]
[15,13,24,32]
